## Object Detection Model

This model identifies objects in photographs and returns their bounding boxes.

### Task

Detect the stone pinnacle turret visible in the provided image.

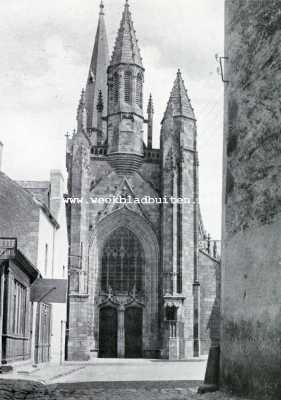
[162,69,196,123]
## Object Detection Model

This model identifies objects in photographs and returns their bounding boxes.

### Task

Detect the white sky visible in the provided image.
[0,0,224,239]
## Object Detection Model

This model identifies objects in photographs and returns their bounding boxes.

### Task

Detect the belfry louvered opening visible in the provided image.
[113,72,120,104]
[136,73,143,108]
[124,71,132,104]
[101,227,145,294]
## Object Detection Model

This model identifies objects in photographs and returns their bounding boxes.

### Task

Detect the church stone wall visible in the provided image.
[221,1,281,397]
[198,251,220,355]
[67,295,90,361]
[138,161,161,193]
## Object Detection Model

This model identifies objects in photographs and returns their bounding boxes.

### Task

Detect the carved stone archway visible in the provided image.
[88,208,160,358]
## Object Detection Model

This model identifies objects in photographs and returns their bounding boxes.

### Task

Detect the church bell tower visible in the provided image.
[107,0,145,175]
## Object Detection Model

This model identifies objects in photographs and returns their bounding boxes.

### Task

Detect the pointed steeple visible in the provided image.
[162,70,196,122]
[110,0,143,68]
[85,1,109,131]
[99,0,105,16]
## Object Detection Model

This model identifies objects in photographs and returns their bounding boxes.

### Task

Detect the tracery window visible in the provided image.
[101,228,145,294]
[136,73,143,108]
[124,71,132,104]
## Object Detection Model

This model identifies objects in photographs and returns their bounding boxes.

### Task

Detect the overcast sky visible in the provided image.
[0,0,224,239]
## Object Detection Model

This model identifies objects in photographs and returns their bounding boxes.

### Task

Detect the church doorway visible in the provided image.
[99,306,118,358]
[98,227,145,358]
[125,307,143,358]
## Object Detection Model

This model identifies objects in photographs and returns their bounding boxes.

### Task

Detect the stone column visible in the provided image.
[117,306,125,358]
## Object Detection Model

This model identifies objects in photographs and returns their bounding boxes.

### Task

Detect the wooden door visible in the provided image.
[125,307,142,358]
[35,303,51,364]
[99,306,118,358]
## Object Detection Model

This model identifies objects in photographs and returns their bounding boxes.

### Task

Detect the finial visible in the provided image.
[213,241,217,259]
[177,69,182,78]
[207,233,211,254]
[80,88,86,106]
[99,0,104,15]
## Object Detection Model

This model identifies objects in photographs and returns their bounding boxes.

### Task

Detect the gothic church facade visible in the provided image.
[66,0,220,360]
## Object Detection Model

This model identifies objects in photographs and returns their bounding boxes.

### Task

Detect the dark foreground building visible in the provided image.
[66,1,220,360]
[0,165,68,366]
[0,238,39,365]
[221,0,281,398]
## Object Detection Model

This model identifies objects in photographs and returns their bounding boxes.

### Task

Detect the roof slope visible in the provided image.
[110,0,143,68]
[163,70,195,122]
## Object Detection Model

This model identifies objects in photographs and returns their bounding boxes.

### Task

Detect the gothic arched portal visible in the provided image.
[89,208,160,358]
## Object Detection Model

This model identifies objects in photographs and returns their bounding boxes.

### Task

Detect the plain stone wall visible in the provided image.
[221,1,281,398]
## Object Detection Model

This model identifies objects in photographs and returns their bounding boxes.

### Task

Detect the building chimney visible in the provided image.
[0,142,3,172]
[50,170,64,218]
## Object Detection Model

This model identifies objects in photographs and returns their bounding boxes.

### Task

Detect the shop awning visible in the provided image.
[31,279,68,303]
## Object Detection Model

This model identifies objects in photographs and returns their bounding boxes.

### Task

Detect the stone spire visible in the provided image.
[110,0,143,68]
[162,69,196,122]
[85,1,109,131]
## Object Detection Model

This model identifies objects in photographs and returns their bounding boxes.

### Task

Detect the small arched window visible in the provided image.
[136,73,143,108]
[113,72,120,104]
[124,71,132,104]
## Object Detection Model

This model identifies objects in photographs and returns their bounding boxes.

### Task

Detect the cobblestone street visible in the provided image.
[0,359,251,400]
[0,379,251,400]
[50,383,249,400]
